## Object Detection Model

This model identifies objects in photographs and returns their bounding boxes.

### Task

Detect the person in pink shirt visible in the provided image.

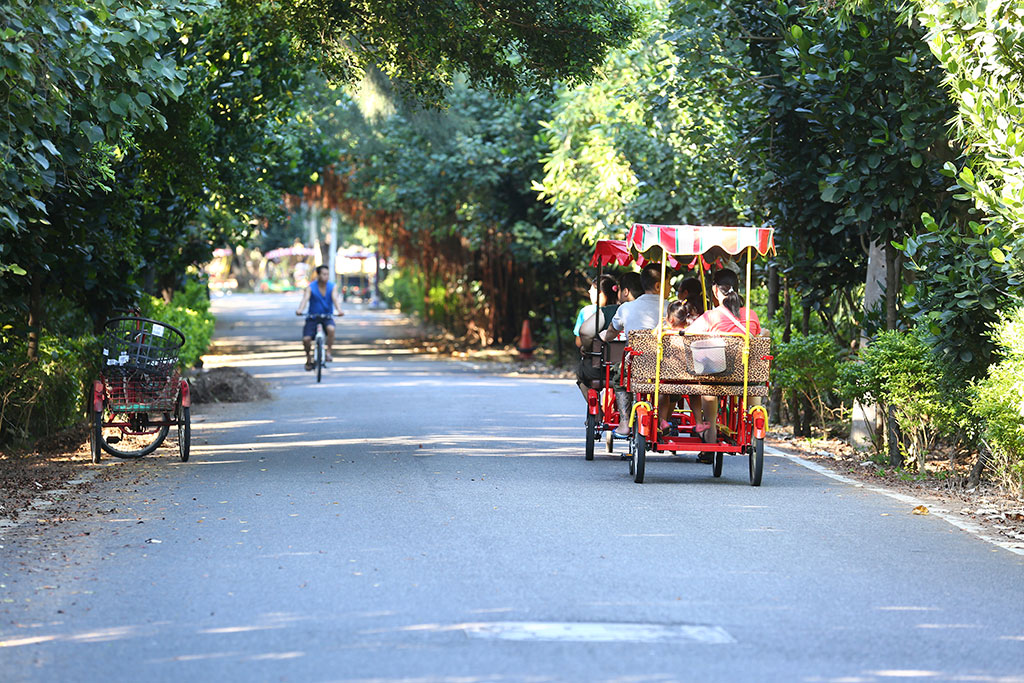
[685,269,760,336]
[685,269,761,445]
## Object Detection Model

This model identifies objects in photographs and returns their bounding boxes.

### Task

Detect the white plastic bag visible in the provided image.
[689,338,727,375]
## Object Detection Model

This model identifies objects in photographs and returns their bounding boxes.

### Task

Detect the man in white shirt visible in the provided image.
[601,264,668,437]
[601,264,668,341]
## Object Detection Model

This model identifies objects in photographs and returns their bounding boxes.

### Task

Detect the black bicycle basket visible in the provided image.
[101,317,186,376]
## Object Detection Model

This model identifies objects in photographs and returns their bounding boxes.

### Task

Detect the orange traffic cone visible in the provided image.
[516,319,536,360]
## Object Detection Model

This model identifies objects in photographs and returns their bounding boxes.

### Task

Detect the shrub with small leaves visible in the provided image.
[140,278,213,369]
[971,308,1024,493]
[0,335,99,445]
[772,333,844,427]
[839,329,963,469]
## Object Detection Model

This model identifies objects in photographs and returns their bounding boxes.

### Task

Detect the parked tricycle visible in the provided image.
[89,317,191,463]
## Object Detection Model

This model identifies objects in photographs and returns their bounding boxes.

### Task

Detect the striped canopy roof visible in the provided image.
[588,239,682,269]
[626,224,775,259]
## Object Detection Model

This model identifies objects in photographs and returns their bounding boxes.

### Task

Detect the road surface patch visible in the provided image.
[461,621,735,644]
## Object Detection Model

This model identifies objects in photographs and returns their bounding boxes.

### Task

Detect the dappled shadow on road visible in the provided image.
[184,409,815,491]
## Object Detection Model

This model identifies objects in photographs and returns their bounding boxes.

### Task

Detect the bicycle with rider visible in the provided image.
[295,265,344,370]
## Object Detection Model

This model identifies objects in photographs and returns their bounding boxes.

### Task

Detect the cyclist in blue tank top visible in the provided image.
[295,265,344,370]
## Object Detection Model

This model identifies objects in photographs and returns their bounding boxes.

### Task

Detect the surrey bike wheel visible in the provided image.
[712,452,724,478]
[585,412,596,461]
[98,409,169,458]
[749,436,764,487]
[632,429,646,484]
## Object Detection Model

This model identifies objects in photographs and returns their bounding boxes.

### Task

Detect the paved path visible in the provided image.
[1,293,1022,682]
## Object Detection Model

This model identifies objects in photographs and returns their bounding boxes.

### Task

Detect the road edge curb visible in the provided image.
[767,445,1024,557]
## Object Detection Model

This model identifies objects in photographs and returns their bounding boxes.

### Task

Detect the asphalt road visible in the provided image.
[2,293,1023,682]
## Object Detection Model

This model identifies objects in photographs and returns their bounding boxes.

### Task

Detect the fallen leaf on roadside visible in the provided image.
[912,505,929,516]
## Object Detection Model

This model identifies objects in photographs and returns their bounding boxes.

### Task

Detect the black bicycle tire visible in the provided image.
[315,335,323,383]
[99,411,169,458]
[177,406,191,462]
[91,410,102,464]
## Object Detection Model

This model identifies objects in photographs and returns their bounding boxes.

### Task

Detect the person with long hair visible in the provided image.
[685,269,760,336]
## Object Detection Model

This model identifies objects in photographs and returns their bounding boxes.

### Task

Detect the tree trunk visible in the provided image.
[790,395,801,437]
[767,265,779,320]
[800,396,813,436]
[801,301,811,335]
[850,240,889,450]
[887,405,903,468]
[967,448,988,487]
[549,298,561,365]
[782,278,792,343]
[885,236,899,331]
[767,267,782,424]
[26,275,43,362]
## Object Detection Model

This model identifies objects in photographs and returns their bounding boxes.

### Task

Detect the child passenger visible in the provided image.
[657,300,702,431]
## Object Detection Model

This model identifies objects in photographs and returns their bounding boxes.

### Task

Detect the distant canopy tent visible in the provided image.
[264,246,317,260]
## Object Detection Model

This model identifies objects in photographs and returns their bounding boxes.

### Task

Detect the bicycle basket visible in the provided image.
[101,317,185,376]
[103,370,181,412]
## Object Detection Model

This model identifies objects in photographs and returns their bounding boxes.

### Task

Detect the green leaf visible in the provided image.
[910,153,922,168]
[990,247,1006,263]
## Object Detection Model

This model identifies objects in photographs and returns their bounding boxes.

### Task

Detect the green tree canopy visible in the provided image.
[282,0,644,103]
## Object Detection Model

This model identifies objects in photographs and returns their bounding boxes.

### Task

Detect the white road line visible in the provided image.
[462,621,735,644]
[768,445,1024,556]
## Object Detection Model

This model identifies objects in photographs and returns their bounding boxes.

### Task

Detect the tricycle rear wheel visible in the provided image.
[98,410,169,458]
[712,452,723,478]
[177,405,191,462]
[90,411,102,464]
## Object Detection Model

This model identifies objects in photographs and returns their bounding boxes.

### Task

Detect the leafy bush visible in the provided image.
[772,333,844,428]
[839,329,962,469]
[140,278,214,368]
[0,335,99,445]
[380,268,426,318]
[971,308,1024,493]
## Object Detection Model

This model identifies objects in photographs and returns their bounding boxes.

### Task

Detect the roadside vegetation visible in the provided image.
[1,0,1022,493]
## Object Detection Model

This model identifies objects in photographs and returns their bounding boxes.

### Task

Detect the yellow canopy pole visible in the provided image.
[742,246,752,417]
[653,254,668,427]
[698,255,709,312]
